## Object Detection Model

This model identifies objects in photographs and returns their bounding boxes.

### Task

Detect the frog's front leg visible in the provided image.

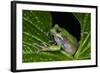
[34,42,61,52]
[48,43,61,51]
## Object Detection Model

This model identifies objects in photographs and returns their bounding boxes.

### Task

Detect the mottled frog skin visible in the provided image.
[49,24,78,55]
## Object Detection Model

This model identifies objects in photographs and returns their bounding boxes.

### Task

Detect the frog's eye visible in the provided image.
[49,32,55,39]
[51,34,55,38]
[56,29,61,33]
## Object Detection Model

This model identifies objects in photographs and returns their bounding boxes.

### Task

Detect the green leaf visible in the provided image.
[22,10,53,62]
[73,13,91,32]
[73,13,91,60]
[22,10,91,62]
[22,10,73,62]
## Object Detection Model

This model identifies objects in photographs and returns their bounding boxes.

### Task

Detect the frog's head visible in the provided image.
[50,24,63,40]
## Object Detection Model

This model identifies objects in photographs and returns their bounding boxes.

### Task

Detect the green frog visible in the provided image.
[36,24,78,55]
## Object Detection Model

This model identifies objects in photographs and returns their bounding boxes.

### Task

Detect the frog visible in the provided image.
[35,24,78,55]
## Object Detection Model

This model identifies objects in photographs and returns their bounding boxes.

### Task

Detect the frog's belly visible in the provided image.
[61,39,76,55]
[54,35,76,54]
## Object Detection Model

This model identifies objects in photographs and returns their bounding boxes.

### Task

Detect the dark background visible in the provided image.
[51,12,81,41]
